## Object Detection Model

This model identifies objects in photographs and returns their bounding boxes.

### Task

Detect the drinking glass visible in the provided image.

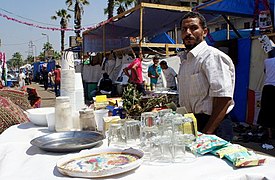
[172,116,197,163]
[124,119,141,147]
[108,123,126,147]
[140,112,159,158]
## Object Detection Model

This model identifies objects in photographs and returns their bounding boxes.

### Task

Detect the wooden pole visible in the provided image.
[103,24,106,56]
[139,7,143,54]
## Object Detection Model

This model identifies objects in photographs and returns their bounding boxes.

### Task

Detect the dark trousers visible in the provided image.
[194,113,233,141]
[55,83,60,97]
[133,83,146,95]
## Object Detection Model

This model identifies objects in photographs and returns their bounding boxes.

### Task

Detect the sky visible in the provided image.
[0,0,108,61]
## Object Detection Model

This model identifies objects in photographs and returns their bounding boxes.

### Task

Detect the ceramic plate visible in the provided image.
[56,148,144,178]
[30,131,104,152]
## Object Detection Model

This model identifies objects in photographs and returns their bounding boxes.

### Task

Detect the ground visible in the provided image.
[26,83,275,157]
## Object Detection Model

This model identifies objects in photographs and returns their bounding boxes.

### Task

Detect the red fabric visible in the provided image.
[0,96,29,134]
[246,89,255,125]
[54,68,61,83]
[127,58,143,84]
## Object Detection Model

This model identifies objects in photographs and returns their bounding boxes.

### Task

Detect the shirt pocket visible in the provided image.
[189,72,208,97]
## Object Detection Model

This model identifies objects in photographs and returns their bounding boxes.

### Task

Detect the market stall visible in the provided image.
[0,122,274,180]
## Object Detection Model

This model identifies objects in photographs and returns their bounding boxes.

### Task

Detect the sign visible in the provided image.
[258,35,274,53]
[45,50,54,57]
[69,36,77,47]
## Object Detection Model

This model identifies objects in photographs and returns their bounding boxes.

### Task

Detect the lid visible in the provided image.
[56,96,70,102]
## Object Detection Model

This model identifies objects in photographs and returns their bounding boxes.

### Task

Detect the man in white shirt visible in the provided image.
[160,60,177,90]
[257,53,275,143]
[178,12,235,141]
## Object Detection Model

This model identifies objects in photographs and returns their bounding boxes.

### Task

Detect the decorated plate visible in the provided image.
[56,148,144,178]
[30,131,104,152]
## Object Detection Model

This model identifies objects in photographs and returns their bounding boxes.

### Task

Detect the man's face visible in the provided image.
[153,59,159,66]
[181,17,208,50]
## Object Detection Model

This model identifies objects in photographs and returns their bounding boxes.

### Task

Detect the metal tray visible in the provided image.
[30,131,105,152]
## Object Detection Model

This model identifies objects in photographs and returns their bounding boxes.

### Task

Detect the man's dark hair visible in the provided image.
[181,11,207,29]
[160,60,167,66]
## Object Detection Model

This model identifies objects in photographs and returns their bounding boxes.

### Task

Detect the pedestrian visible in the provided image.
[41,65,48,90]
[257,49,275,146]
[148,55,162,90]
[18,69,26,90]
[177,12,235,141]
[160,60,177,90]
[123,52,146,95]
[54,65,61,97]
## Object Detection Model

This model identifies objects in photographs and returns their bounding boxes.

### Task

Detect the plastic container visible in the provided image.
[94,109,109,132]
[55,96,73,131]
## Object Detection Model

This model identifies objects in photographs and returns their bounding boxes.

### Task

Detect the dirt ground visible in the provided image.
[27,83,275,157]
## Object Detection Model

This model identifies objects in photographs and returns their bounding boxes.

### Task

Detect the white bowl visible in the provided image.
[26,107,55,126]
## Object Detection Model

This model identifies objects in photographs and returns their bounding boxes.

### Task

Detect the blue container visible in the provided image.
[6,80,12,87]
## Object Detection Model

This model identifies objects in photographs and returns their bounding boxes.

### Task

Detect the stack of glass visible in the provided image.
[140,110,197,163]
[107,109,197,164]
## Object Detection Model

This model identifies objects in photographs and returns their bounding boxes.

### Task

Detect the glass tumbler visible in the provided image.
[107,123,126,147]
[172,116,197,163]
[124,119,141,147]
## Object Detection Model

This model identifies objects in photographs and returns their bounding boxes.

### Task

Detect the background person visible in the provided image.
[18,69,26,90]
[41,65,48,90]
[160,60,177,90]
[148,55,162,90]
[54,65,61,97]
[257,50,275,147]
[178,12,235,141]
[123,52,146,95]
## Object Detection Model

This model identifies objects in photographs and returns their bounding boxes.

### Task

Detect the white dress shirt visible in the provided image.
[177,41,235,115]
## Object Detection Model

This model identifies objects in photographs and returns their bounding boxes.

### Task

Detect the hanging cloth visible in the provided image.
[252,0,273,35]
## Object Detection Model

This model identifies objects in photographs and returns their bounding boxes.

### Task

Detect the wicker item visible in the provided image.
[0,96,29,134]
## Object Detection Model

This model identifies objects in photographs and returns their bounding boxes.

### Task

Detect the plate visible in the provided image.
[30,131,104,152]
[56,148,144,178]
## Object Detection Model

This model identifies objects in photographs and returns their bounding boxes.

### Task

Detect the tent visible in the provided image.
[195,0,275,18]
[83,3,190,55]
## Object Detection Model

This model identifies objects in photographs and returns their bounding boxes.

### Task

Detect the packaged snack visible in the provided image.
[225,151,266,167]
[212,144,247,158]
[191,134,228,155]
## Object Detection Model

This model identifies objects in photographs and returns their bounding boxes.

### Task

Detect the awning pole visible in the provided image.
[222,15,242,38]
[103,24,106,56]
[139,7,143,54]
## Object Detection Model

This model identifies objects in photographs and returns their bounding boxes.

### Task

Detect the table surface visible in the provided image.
[0,122,275,180]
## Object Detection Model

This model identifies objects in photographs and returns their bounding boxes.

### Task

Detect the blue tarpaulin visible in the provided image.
[195,0,275,18]
[150,32,176,44]
[230,38,251,122]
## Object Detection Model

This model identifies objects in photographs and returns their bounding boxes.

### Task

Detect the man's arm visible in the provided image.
[123,67,130,77]
[202,97,232,134]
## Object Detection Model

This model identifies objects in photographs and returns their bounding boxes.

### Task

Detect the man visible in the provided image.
[178,12,235,141]
[54,65,61,97]
[148,55,162,90]
[98,72,113,96]
[257,49,275,146]
[18,69,26,90]
[160,60,177,90]
[123,52,146,95]
[41,65,48,90]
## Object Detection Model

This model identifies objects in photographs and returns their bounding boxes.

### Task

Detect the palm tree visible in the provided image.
[10,52,24,70]
[66,0,90,37]
[116,0,137,14]
[51,9,71,51]
[105,0,137,18]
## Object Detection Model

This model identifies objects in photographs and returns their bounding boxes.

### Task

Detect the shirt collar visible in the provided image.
[189,41,207,58]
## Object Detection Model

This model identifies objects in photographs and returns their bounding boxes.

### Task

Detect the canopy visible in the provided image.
[195,0,275,18]
[83,3,190,54]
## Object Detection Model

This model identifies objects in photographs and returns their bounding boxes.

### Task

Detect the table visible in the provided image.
[0,122,275,180]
